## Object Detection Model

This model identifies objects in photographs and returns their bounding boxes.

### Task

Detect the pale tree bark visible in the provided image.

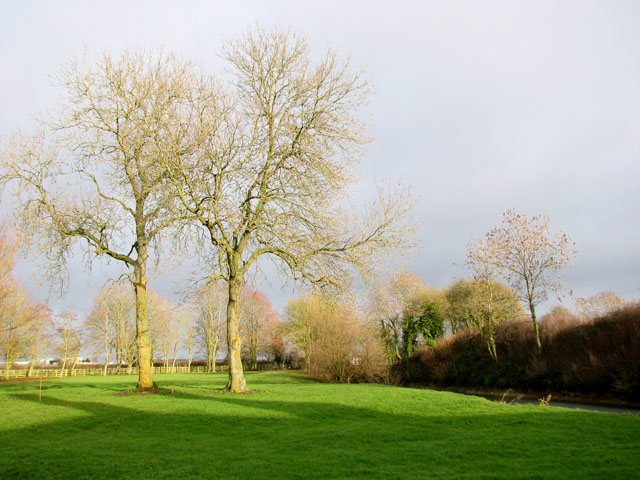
[70,355,80,376]
[225,266,247,392]
[133,265,153,388]
[103,337,110,376]
[186,329,193,372]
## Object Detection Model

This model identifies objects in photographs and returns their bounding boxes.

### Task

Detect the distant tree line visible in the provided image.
[0,224,286,376]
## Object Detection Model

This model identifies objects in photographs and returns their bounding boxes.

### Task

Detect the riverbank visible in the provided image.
[427,385,640,414]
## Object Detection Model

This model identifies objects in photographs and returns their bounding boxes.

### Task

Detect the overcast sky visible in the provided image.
[1,1,639,316]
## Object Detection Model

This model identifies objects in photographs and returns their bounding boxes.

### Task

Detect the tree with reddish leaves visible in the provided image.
[240,287,278,370]
[0,223,52,379]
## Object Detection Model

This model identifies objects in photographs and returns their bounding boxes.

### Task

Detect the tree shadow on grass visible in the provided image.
[2,387,639,480]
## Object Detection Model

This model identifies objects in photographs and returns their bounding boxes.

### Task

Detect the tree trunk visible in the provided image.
[211,336,220,372]
[4,353,10,380]
[134,264,154,391]
[27,359,35,378]
[250,349,257,371]
[103,348,109,376]
[103,325,110,376]
[225,277,247,392]
[486,330,498,363]
[115,348,121,374]
[529,301,542,350]
[70,356,79,376]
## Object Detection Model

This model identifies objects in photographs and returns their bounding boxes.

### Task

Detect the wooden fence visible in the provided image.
[1,365,225,379]
[2,362,293,379]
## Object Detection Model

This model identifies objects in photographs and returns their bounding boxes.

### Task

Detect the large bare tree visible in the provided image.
[0,49,195,390]
[164,27,415,392]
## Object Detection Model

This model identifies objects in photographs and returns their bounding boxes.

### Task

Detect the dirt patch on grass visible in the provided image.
[0,377,48,383]
[113,386,171,397]
[211,389,267,395]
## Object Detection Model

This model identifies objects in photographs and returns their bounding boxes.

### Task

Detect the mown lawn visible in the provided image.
[1,371,638,479]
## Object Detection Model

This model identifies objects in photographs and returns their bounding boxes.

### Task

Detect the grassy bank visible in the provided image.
[1,372,639,479]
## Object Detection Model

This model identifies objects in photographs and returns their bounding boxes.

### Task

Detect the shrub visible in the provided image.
[392,303,640,401]
[284,293,387,383]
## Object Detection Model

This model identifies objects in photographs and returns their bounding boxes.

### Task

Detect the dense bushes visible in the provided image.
[284,293,387,383]
[392,304,640,401]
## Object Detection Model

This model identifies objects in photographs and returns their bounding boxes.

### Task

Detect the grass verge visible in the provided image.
[1,371,638,479]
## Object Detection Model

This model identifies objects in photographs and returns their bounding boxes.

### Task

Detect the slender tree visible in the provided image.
[463,237,507,361]
[164,26,415,391]
[445,278,522,362]
[54,309,82,377]
[85,282,136,375]
[85,289,114,376]
[24,304,53,377]
[193,282,226,373]
[182,309,196,372]
[470,209,576,349]
[0,49,195,390]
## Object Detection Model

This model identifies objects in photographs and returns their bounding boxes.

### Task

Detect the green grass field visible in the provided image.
[1,371,638,479]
